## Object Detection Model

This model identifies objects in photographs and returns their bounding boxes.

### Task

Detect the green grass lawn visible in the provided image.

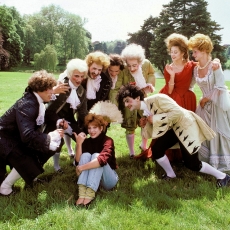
[1,72,230,230]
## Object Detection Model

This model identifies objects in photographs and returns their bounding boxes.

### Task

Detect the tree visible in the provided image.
[150,0,226,73]
[22,23,36,65]
[225,60,230,69]
[149,10,175,73]
[7,6,25,41]
[93,42,103,52]
[34,45,57,72]
[127,16,158,59]
[113,41,126,54]
[0,32,10,70]
[0,5,24,68]
[86,31,94,53]
[127,0,226,73]
[57,12,89,61]
[225,46,230,60]
[24,5,90,65]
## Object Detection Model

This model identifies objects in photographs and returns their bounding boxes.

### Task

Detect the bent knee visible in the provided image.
[79,152,91,164]
[91,153,100,159]
[184,161,202,172]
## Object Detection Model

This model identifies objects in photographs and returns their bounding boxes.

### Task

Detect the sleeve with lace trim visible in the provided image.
[206,68,230,111]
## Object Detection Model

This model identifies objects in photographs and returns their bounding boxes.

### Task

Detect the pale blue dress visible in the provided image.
[194,65,230,172]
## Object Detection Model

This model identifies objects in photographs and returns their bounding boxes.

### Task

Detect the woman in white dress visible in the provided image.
[188,33,230,172]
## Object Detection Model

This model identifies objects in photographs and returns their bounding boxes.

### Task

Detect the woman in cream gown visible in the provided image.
[189,33,230,172]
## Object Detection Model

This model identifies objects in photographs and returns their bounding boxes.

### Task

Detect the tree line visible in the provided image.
[0,4,92,70]
[127,0,228,73]
[0,0,229,72]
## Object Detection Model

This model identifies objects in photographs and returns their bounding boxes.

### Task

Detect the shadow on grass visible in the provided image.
[0,153,229,223]
[105,155,221,212]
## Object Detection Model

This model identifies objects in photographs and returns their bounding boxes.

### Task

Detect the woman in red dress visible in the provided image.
[160,33,196,111]
[159,33,197,163]
[136,34,196,162]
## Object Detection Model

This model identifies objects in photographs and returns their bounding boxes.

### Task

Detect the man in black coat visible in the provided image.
[0,70,65,196]
[81,51,112,111]
[45,58,88,173]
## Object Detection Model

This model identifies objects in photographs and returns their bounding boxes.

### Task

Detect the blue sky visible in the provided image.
[1,0,229,44]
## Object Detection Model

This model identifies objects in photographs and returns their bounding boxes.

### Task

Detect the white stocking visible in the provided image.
[126,134,135,156]
[53,152,61,171]
[0,168,21,195]
[64,135,74,156]
[199,161,226,179]
[156,155,176,178]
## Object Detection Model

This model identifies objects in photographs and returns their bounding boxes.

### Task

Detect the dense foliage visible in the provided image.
[0,32,10,70]
[0,4,91,69]
[127,0,227,73]
[0,0,229,71]
[93,40,127,55]
[0,6,24,69]
[34,45,58,72]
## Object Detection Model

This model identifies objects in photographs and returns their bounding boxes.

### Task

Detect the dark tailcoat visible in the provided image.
[0,88,54,184]
[81,72,112,111]
[45,77,88,138]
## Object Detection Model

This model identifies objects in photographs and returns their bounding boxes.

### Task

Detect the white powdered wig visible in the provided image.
[66,58,88,78]
[121,43,145,64]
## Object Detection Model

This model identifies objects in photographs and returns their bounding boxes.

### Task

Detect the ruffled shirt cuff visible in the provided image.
[48,131,61,151]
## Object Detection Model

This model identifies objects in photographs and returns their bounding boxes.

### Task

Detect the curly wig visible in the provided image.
[121,43,145,64]
[188,33,213,54]
[85,51,110,71]
[28,70,57,92]
[66,58,88,78]
[165,33,189,61]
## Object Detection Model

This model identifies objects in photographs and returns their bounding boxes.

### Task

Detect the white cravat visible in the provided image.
[33,92,46,125]
[131,66,147,89]
[66,80,80,109]
[86,75,102,99]
[110,75,118,89]
[140,101,152,116]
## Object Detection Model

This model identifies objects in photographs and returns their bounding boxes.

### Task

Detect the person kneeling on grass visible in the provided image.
[73,113,119,207]
[0,70,65,196]
[116,84,230,188]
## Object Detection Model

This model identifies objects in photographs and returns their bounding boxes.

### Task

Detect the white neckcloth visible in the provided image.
[86,75,102,99]
[66,80,80,109]
[140,101,152,116]
[131,66,147,89]
[33,92,45,125]
[110,75,118,89]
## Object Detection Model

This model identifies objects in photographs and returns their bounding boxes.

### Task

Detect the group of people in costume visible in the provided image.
[0,32,230,208]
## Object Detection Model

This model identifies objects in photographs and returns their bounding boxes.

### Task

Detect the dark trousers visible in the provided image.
[0,157,7,184]
[151,129,202,171]
[3,143,54,185]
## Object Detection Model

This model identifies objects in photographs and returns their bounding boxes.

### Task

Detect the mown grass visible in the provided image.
[1,72,230,230]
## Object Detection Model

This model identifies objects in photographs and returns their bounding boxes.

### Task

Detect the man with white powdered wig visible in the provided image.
[120,43,155,158]
[45,59,88,173]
